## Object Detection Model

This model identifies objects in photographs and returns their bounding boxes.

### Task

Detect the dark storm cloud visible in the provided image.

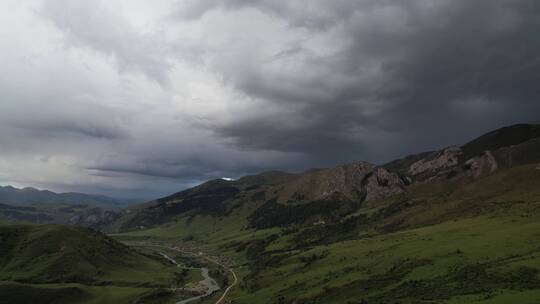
[87,161,228,180]
[85,147,308,181]
[177,0,540,164]
[2,0,539,199]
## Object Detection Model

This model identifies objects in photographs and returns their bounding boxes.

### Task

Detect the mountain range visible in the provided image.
[2,122,540,304]
[0,185,135,208]
[115,123,540,233]
[0,186,136,229]
[109,123,540,303]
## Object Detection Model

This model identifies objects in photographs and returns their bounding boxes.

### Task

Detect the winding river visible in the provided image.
[160,252,221,304]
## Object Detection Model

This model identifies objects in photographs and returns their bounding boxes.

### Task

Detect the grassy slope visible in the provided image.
[0,281,164,304]
[239,214,540,303]
[114,164,540,303]
[0,224,186,304]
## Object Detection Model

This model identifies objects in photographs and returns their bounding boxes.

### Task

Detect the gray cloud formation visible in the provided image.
[40,1,176,85]
[0,0,538,198]
[178,0,540,162]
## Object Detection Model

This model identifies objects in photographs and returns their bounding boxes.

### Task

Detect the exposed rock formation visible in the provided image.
[68,208,120,230]
[277,162,405,204]
[407,146,463,181]
[362,167,405,201]
[382,124,540,184]
[464,151,498,179]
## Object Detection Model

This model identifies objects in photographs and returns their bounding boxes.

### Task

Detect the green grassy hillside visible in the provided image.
[0,224,186,304]
[116,164,540,303]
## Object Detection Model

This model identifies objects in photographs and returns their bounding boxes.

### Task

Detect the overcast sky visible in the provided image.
[0,0,539,199]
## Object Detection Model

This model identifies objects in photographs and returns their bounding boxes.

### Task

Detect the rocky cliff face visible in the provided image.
[363,167,406,201]
[408,146,463,181]
[386,124,540,184]
[116,162,406,231]
[68,208,120,230]
[464,151,498,179]
[404,146,499,181]
[276,162,405,204]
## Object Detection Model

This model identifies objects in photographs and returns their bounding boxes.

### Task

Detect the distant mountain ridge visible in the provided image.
[116,122,540,232]
[0,185,134,208]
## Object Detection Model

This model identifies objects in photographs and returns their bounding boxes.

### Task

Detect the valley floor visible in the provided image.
[115,211,540,304]
[114,165,540,304]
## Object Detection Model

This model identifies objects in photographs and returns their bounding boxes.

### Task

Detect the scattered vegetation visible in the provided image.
[118,164,540,303]
[0,224,184,303]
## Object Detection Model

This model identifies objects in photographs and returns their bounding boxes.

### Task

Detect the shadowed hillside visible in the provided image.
[0,224,184,304]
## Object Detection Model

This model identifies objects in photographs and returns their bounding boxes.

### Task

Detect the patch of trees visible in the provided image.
[248,195,360,229]
[210,268,229,288]
[250,190,266,202]
[156,185,239,216]
[298,250,329,266]
[299,258,431,303]
[291,215,367,248]
[122,184,240,231]
[240,234,294,293]
[309,258,540,303]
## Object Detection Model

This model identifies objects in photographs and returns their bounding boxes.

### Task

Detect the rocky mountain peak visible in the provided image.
[276,162,404,204]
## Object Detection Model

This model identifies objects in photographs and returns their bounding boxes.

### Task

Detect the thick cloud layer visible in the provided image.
[0,0,538,198]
